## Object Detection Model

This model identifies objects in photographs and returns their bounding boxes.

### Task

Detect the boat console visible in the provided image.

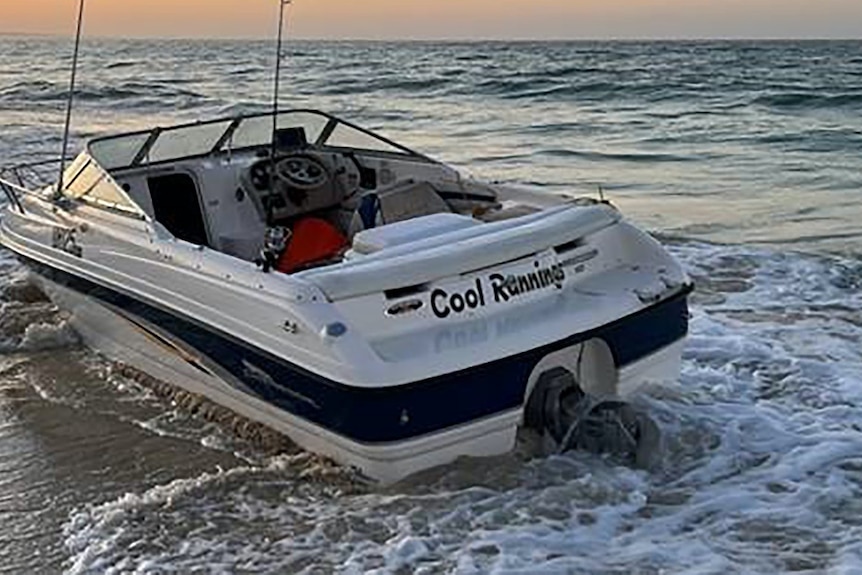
[81,110,506,271]
[241,151,356,224]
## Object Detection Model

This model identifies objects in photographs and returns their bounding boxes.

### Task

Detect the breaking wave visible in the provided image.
[0,274,79,354]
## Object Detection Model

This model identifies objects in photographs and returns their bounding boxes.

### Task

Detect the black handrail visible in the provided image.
[0,179,25,214]
[0,157,76,192]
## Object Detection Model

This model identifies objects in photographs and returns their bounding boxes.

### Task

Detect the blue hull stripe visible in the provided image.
[21,256,690,444]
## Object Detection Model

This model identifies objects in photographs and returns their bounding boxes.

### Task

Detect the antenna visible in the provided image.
[267,0,292,225]
[56,0,86,200]
[271,0,293,162]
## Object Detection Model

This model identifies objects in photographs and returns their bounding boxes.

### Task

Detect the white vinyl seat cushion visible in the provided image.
[351,213,480,256]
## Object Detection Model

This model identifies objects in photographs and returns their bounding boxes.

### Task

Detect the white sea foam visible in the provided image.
[0,273,79,354]
[18,320,79,351]
[0,317,79,354]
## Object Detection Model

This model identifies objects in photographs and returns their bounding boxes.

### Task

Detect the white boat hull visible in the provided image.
[35,270,686,483]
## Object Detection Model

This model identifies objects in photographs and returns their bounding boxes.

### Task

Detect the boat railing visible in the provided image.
[0,157,72,214]
[0,157,72,190]
[0,179,25,214]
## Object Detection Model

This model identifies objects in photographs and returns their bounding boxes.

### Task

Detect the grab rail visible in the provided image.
[0,178,25,214]
[0,157,73,191]
[0,157,76,215]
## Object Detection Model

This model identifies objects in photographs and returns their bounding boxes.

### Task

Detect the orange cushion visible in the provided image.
[276,217,348,274]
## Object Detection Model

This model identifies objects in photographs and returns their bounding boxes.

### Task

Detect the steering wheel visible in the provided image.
[274,154,330,191]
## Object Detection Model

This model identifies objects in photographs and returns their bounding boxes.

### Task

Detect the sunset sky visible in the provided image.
[1,0,861,40]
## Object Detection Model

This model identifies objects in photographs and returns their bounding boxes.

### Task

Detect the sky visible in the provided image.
[1,0,862,40]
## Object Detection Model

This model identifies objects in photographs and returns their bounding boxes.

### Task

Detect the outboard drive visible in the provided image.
[525,367,656,464]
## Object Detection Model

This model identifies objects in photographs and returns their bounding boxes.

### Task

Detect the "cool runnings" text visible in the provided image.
[430,263,566,319]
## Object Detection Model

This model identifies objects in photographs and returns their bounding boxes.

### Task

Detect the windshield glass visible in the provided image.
[148,120,233,163]
[228,111,330,149]
[323,123,406,154]
[63,156,141,214]
[88,133,151,170]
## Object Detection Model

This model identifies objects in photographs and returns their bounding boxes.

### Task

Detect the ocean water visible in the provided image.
[1,37,862,574]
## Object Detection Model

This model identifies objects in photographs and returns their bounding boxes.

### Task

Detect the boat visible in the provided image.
[0,108,692,482]
[0,4,692,484]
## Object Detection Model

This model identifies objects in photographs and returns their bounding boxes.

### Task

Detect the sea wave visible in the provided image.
[316,76,452,96]
[0,80,210,107]
[753,92,862,110]
[104,61,138,70]
[0,277,79,354]
[537,148,708,163]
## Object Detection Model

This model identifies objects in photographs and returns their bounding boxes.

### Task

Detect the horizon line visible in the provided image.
[1,31,861,43]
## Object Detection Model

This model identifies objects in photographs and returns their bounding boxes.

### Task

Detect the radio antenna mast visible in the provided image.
[271,0,293,161]
[56,0,86,199]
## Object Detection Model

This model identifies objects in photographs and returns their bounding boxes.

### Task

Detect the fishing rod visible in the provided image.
[55,0,86,200]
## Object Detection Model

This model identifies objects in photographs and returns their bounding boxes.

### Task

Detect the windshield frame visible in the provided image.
[87,109,434,171]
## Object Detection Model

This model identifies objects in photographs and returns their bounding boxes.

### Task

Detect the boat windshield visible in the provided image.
[87,109,424,171]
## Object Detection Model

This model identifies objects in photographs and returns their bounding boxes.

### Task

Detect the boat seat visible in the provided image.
[477,203,542,222]
[348,179,452,237]
[351,213,479,256]
[300,204,623,300]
